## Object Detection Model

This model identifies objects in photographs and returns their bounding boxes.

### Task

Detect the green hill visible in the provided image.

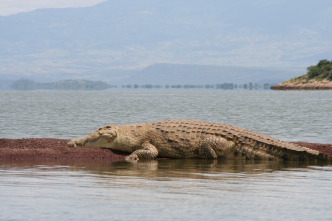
[288,59,332,83]
[271,60,332,90]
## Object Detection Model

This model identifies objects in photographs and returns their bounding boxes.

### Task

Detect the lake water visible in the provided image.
[1,90,332,220]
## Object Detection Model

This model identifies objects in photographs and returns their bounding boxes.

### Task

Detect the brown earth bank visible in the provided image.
[271,81,332,90]
[0,138,332,161]
[0,138,127,161]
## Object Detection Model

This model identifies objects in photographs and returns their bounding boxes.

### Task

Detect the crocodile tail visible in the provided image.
[235,132,325,161]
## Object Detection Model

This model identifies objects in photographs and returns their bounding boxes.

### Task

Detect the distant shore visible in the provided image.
[3,79,272,91]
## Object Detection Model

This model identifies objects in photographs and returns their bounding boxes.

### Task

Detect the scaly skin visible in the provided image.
[67,120,328,162]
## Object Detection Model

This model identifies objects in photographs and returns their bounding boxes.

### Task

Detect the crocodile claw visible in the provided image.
[67,139,77,147]
[125,154,139,162]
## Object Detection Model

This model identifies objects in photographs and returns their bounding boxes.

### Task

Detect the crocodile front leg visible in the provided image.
[125,141,159,161]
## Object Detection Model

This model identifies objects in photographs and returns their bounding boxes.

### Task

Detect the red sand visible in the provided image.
[0,138,331,161]
[0,138,127,161]
[292,142,332,157]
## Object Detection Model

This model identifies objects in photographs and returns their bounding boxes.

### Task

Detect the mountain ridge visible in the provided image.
[121,63,299,85]
[0,63,302,89]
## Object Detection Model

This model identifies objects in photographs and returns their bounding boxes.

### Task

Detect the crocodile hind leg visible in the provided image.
[125,141,159,161]
[199,143,218,159]
[199,140,218,159]
[199,136,236,159]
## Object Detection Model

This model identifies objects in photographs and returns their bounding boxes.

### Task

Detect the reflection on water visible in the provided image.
[1,159,332,220]
[66,158,328,179]
[0,158,323,179]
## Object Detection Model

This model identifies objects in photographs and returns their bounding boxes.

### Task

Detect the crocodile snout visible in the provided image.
[67,128,117,148]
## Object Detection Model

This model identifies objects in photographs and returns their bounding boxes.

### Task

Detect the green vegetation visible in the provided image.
[289,59,332,83]
[11,79,110,90]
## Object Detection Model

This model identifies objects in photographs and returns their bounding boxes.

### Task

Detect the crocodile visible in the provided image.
[67,119,328,161]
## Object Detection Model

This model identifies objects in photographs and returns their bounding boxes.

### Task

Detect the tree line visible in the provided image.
[11,79,110,90]
[306,59,332,81]
[11,79,272,90]
[121,83,271,90]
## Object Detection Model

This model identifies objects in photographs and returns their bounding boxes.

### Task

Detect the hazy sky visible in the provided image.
[0,0,331,80]
[0,0,107,16]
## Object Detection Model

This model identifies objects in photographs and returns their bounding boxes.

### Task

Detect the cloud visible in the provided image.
[138,11,154,15]
[0,0,107,16]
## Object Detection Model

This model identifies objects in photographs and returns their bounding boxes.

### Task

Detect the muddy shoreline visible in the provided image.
[271,81,332,90]
[271,85,332,90]
[1,138,332,161]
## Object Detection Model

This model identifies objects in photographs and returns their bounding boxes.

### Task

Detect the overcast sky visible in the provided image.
[0,0,107,16]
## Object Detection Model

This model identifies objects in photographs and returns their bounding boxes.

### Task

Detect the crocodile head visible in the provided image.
[67,125,117,148]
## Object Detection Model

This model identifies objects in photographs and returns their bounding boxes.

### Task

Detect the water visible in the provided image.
[1,90,332,220]
[1,90,332,143]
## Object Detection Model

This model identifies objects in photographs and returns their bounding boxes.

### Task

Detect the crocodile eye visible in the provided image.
[101,130,117,138]
[108,130,117,137]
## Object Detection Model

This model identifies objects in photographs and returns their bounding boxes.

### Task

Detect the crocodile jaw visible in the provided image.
[68,126,117,148]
